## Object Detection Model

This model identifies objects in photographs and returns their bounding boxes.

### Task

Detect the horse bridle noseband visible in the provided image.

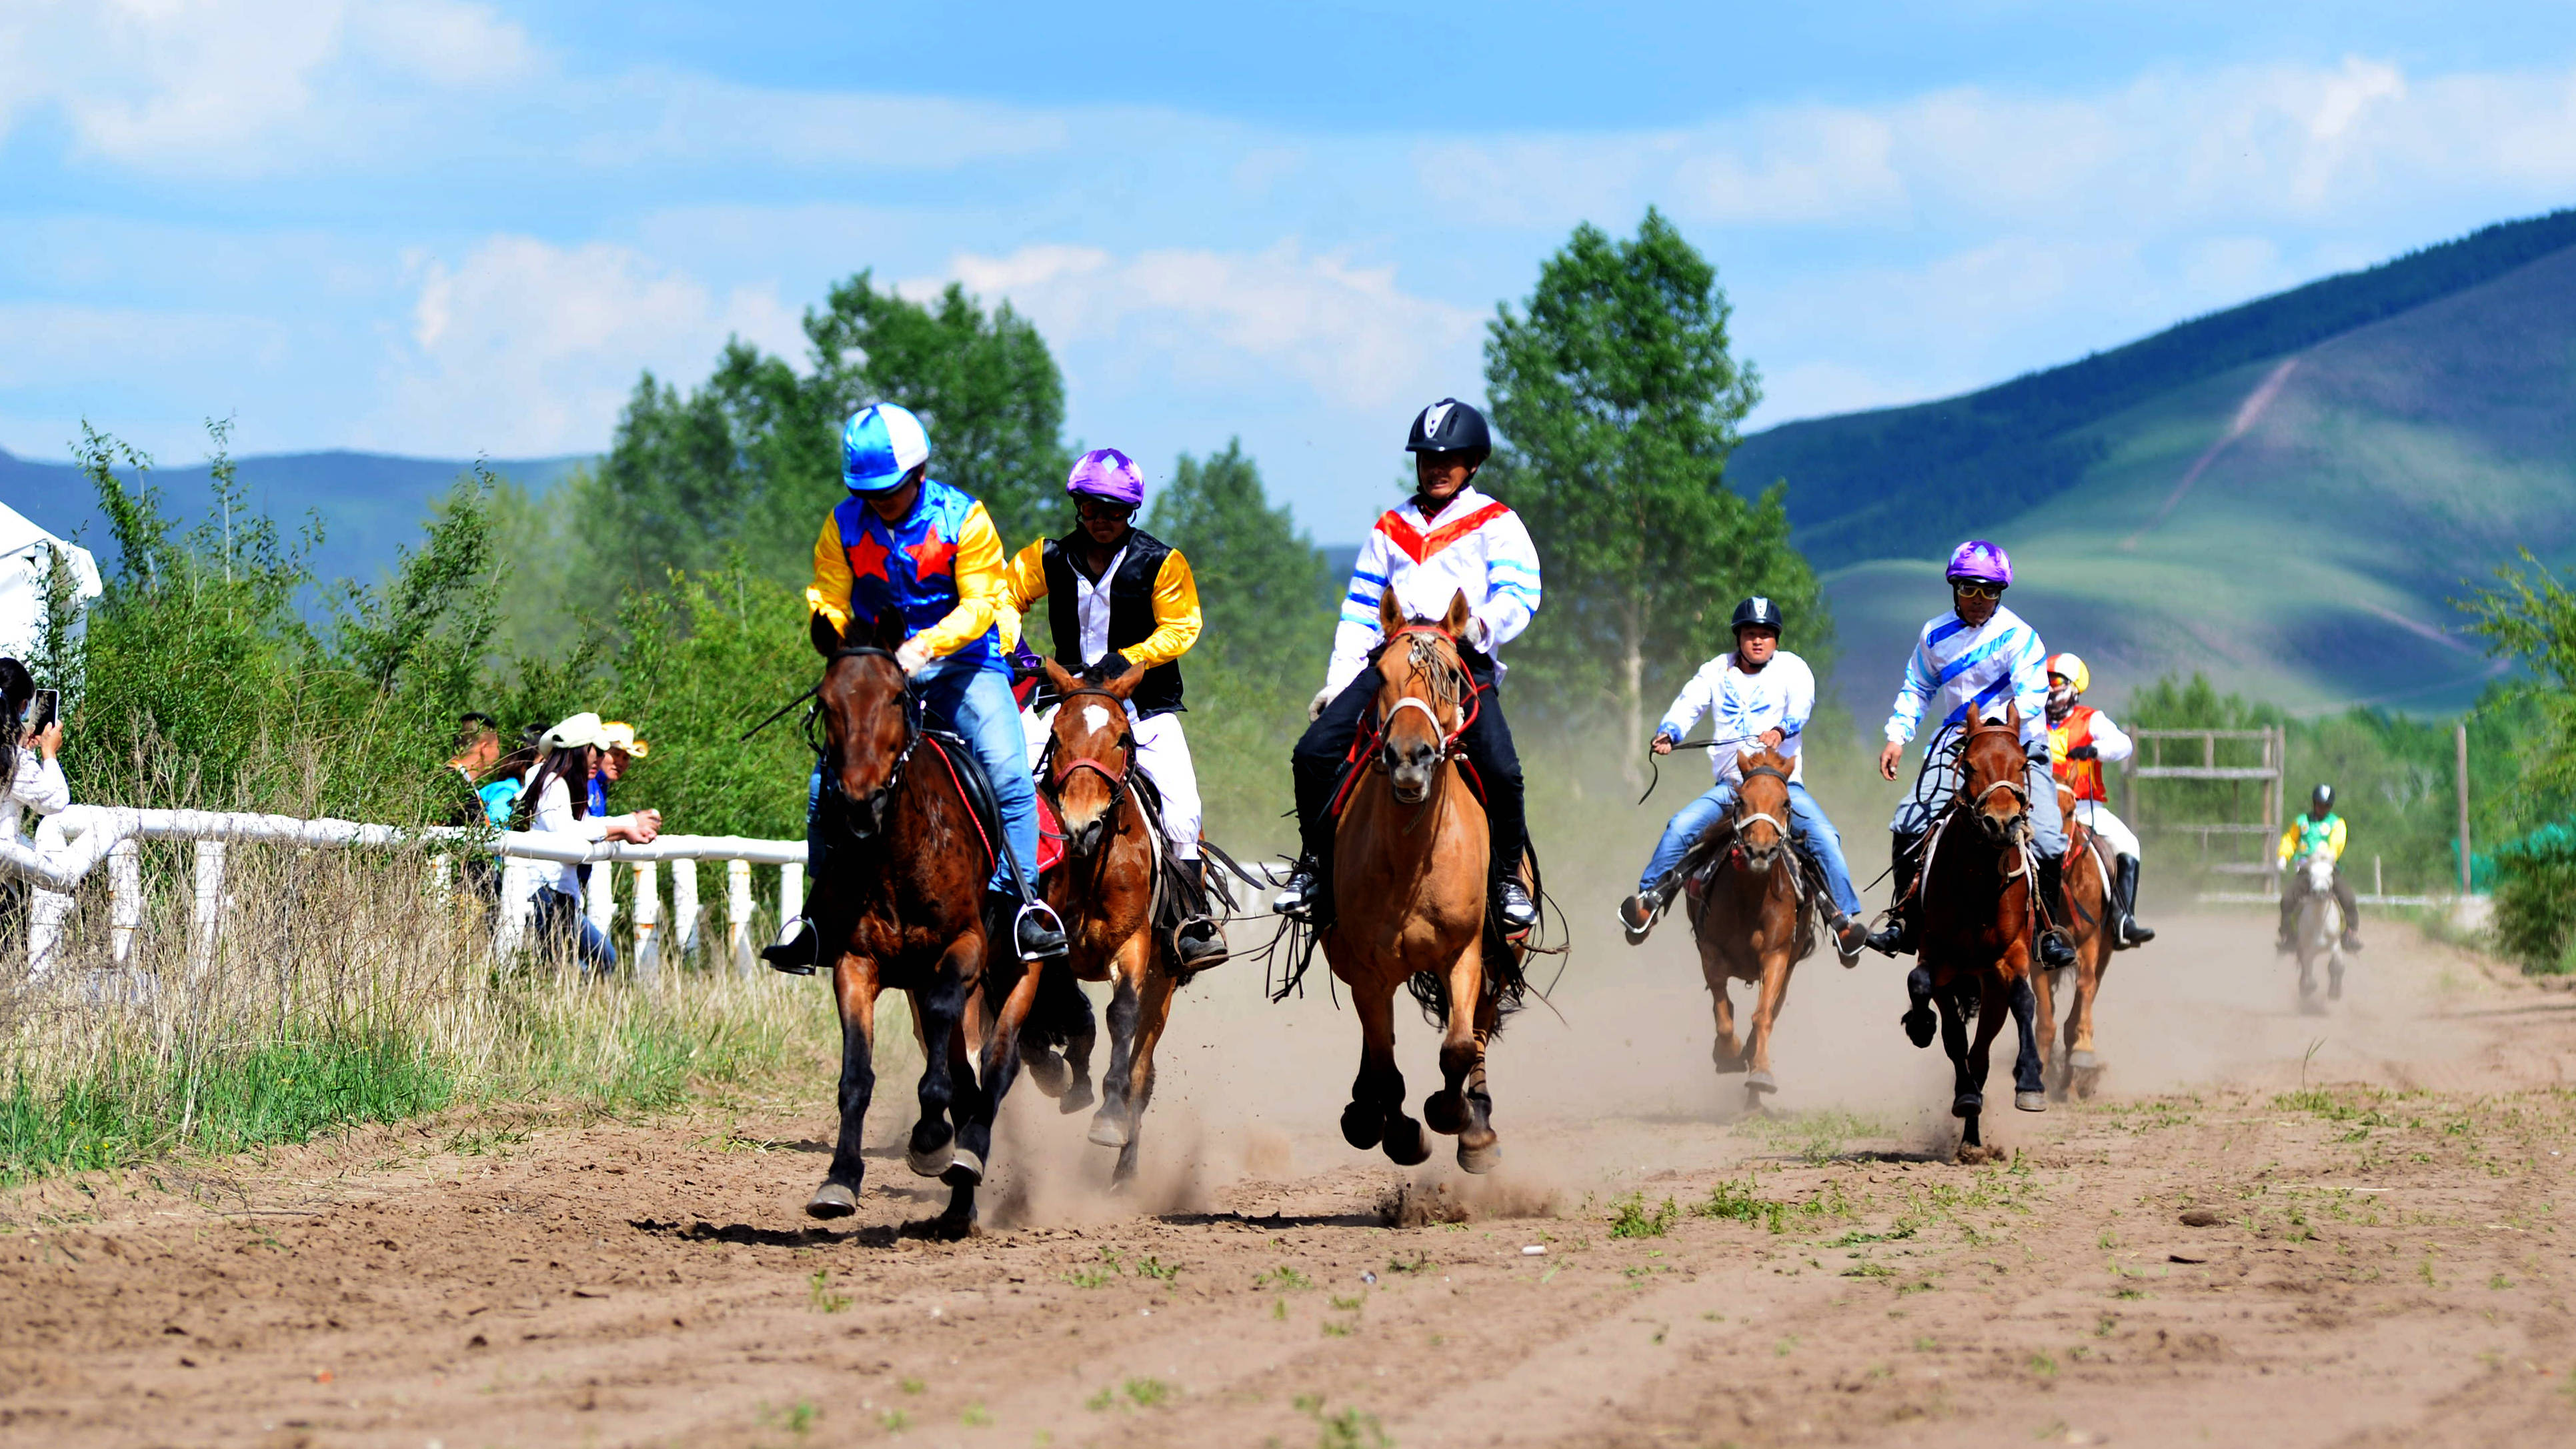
[1039,683,1140,819]
[1730,763,1794,849]
[814,645,923,843]
[1961,719,2033,814]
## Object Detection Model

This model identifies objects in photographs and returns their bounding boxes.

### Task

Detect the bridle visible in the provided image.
[1373,623,1477,771]
[1730,762,1794,866]
[1039,682,1140,822]
[1960,715,2033,841]
[812,645,922,846]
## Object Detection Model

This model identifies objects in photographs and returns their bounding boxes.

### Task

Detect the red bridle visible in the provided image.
[1380,623,1479,756]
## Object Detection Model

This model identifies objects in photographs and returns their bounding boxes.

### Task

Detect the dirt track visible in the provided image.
[5,912,2574,1448]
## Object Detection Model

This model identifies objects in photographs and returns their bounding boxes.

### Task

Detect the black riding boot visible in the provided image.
[1170,858,1229,973]
[1865,833,1923,956]
[2114,854,2155,948]
[2035,855,2077,969]
[762,820,829,975]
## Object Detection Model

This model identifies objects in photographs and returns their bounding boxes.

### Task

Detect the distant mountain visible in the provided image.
[1734,209,2576,719]
[1,447,589,589]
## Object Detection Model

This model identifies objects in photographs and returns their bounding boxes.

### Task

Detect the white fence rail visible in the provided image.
[8,804,804,981]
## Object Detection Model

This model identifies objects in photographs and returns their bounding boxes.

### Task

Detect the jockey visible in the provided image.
[1618,596,1869,958]
[1864,540,2077,971]
[2043,653,2157,950]
[764,401,1068,971]
[1274,397,1540,934]
[1000,447,1228,972]
[2277,783,2364,954]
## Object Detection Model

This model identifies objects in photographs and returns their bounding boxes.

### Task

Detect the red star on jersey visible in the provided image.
[846,527,891,581]
[908,525,957,579]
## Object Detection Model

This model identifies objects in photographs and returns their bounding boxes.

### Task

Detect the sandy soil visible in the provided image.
[4,910,2573,1448]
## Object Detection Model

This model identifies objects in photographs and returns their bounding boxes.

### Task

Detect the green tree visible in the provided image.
[1143,439,1331,683]
[1482,209,1822,776]
[587,274,1070,610]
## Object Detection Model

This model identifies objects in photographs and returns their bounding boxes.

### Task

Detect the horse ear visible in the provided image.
[1378,587,1404,637]
[1040,657,1080,697]
[1102,657,1149,701]
[2004,699,2022,733]
[1442,589,1472,637]
[1736,748,1761,776]
[872,606,908,653]
[810,609,848,658]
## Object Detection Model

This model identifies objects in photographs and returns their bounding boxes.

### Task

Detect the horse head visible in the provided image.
[1731,746,1794,874]
[1040,655,1145,860]
[811,606,917,843]
[2302,849,2337,898]
[1373,589,1474,806]
[1961,701,2033,848]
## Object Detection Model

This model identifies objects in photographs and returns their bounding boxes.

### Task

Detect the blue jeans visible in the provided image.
[533,886,617,975]
[812,656,1037,896]
[1639,780,1864,918]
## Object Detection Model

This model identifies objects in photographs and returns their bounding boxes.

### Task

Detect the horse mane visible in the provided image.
[1390,625,1471,720]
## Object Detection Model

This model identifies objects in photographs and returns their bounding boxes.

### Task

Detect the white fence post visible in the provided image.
[495,857,534,958]
[27,812,71,975]
[585,861,615,943]
[727,859,754,976]
[631,860,660,983]
[670,859,700,966]
[109,838,141,965]
[780,862,802,940]
[189,840,227,982]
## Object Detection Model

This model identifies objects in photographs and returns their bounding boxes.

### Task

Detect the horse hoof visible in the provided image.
[1340,1102,1383,1151]
[1086,1111,1131,1148]
[1456,1138,1500,1175]
[806,1181,859,1220]
[1060,1078,1096,1114]
[2069,1049,2101,1071]
[1383,1118,1432,1168]
[1024,1050,1068,1098]
[1951,1092,1983,1119]
[2075,1069,2103,1101]
[1902,1008,1936,1050]
[1423,1092,1466,1136]
[941,1147,985,1188]
[906,1142,955,1178]
[2015,1091,2047,1113]
[1744,1070,1778,1096]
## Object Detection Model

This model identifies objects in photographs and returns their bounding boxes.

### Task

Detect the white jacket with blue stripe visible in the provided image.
[1883,603,2051,755]
[1324,485,1542,694]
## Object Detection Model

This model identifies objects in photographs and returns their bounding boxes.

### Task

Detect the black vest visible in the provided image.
[1042,529,1186,718]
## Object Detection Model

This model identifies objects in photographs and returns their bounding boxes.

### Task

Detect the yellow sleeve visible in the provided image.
[2279,825,2298,863]
[996,603,1022,655]
[1120,549,1203,669]
[805,511,854,630]
[2328,817,2348,860]
[1000,539,1049,613]
[910,503,1008,661]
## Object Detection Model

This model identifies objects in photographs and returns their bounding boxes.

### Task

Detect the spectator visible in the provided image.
[0,658,67,945]
[517,712,660,976]
[594,720,650,816]
[445,711,506,902]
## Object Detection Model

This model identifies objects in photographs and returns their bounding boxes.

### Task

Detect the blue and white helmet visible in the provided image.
[841,402,930,493]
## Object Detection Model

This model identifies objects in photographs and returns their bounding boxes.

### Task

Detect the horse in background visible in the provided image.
[2033,784,2113,1100]
[1322,589,1524,1175]
[2292,850,2347,1012]
[1905,703,2048,1155]
[1686,745,1819,1112]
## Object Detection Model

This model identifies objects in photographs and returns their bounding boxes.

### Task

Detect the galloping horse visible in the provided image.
[1904,705,2048,1152]
[1324,589,1522,1174]
[800,607,1042,1235]
[2291,849,2347,1012]
[1022,657,1187,1185]
[2033,785,2113,1100]
[1686,745,1818,1111]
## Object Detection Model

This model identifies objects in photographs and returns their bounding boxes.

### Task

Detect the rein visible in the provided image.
[1374,624,1477,766]
[813,645,926,848]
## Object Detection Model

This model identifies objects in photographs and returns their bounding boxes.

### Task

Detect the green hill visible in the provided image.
[1740,209,2576,720]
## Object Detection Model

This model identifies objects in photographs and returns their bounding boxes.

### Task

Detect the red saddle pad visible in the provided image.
[1034,791,1066,876]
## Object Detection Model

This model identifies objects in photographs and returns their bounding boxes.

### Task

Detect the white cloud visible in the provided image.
[363,236,801,456]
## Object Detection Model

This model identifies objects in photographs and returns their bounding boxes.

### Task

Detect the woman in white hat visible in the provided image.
[519,712,662,974]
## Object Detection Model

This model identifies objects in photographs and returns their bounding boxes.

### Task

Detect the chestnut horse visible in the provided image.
[1324,589,1520,1174]
[1021,657,1186,1186]
[1904,704,2048,1153]
[1687,746,1816,1112]
[800,607,1045,1236]
[2033,788,2114,1101]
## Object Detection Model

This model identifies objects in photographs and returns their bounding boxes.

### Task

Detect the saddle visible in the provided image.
[1677,816,1826,963]
[920,728,1039,895]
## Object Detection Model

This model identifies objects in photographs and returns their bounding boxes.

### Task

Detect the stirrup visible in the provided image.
[1172,916,1229,973]
[1013,900,1068,962]
[760,918,818,976]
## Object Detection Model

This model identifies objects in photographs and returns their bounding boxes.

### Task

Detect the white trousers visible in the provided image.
[1024,703,1203,860]
[2072,799,2140,860]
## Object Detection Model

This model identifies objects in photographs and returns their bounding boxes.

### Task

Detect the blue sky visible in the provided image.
[6,1,2576,543]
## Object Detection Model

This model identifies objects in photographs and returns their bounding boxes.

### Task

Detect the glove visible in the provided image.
[1309,685,1336,721]
[2066,745,2099,761]
[894,639,933,675]
[1464,615,1492,652]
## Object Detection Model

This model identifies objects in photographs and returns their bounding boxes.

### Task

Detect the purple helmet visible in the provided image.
[1944,539,2013,587]
[1066,448,1145,508]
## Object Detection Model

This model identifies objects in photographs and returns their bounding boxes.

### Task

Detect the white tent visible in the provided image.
[0,499,103,663]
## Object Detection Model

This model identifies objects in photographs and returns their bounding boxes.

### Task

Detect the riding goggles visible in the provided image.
[1949,579,2005,599]
[1075,499,1134,522]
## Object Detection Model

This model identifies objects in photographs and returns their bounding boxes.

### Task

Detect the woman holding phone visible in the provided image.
[0,658,66,840]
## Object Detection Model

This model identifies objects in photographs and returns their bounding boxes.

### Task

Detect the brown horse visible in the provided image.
[1687,746,1816,1112]
[1904,704,2048,1152]
[800,607,1044,1235]
[1324,589,1518,1174]
[2034,786,2113,1101]
[1020,657,1185,1186]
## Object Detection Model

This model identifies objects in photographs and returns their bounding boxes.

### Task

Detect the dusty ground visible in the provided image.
[3,910,2573,1448]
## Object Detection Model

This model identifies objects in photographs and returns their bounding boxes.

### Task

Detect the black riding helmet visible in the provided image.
[2311,784,2335,815]
[1730,596,1784,633]
[1406,397,1491,465]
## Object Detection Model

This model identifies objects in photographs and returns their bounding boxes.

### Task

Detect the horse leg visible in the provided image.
[1935,975,1979,1144]
[1088,931,1157,1152]
[1424,934,1483,1135]
[2033,959,2064,1100]
[1058,970,1098,1114]
[2071,941,2107,1097]
[810,955,881,1219]
[1348,983,1426,1166]
[2008,972,2046,1113]
[905,948,974,1182]
[958,948,1045,1198]
[1902,962,1938,1050]
[1705,943,1744,1075]
[1106,945,1176,1188]
[1741,940,1792,1104]
[1454,994,1502,1176]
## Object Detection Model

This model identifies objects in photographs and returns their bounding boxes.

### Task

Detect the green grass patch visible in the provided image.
[1608,1192,1680,1238]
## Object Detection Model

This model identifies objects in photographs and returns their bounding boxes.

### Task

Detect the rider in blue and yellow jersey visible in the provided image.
[764,402,1068,970]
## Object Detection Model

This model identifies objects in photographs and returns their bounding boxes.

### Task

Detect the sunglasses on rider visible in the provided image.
[1075,499,1134,522]
[1949,580,2005,600]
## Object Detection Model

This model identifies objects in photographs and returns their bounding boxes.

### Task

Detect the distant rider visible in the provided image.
[1000,447,1228,972]
[1865,540,2077,971]
[765,401,1068,971]
[1617,596,1870,958]
[1274,398,1540,934]
[2043,653,2157,949]
[2277,783,2363,954]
